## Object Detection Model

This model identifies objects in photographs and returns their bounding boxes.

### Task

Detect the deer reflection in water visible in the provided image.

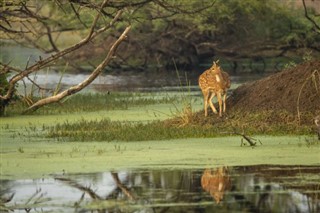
[201,167,231,204]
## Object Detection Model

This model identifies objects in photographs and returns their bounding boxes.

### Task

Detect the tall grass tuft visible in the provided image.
[171,58,196,127]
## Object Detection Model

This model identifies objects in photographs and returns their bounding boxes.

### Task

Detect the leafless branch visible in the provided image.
[70,2,88,28]
[23,25,131,114]
[55,177,103,200]
[302,0,320,33]
[0,62,23,74]
[0,0,122,103]
[111,172,136,201]
[154,0,216,16]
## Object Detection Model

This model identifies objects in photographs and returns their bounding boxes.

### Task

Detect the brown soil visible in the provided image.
[227,60,320,115]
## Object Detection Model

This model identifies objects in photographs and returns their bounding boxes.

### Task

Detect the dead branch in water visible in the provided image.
[237,132,262,147]
[226,129,262,147]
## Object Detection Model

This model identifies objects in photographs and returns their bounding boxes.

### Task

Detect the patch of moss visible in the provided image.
[1,137,319,180]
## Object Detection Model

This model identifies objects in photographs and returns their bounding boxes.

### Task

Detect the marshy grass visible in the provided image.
[47,118,219,142]
[47,109,316,142]
[6,92,178,115]
[5,88,317,142]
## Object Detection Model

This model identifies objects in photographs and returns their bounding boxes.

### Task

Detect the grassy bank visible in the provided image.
[46,109,316,142]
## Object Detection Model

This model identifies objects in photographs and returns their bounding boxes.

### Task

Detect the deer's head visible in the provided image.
[210,60,221,73]
[209,60,223,83]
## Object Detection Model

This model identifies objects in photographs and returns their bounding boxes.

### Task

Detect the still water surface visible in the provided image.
[1,165,319,212]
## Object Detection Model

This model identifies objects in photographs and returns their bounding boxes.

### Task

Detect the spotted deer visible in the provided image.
[199,60,231,117]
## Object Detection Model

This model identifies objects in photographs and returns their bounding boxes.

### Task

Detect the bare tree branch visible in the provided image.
[70,2,88,28]
[23,25,131,114]
[55,177,102,200]
[111,172,136,201]
[0,0,122,103]
[302,0,320,33]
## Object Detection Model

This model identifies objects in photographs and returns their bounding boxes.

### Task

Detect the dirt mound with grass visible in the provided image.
[227,60,320,115]
[168,60,320,135]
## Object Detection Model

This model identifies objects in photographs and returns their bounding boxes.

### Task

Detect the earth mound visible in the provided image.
[169,60,319,135]
[227,60,320,115]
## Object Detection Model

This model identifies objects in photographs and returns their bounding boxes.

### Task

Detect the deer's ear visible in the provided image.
[212,59,219,68]
[212,61,216,68]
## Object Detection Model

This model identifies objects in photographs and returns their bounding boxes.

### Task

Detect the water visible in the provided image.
[1,44,270,94]
[1,165,319,212]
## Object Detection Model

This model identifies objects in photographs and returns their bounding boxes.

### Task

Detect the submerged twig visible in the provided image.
[55,177,102,200]
[236,132,261,147]
[226,129,262,147]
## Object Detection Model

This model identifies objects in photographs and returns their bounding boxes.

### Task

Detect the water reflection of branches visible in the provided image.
[55,172,137,212]
[0,188,50,212]
[55,177,103,200]
[0,190,14,212]
[110,172,136,201]
[2,166,319,212]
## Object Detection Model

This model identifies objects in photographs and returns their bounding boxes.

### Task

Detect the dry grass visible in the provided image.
[297,69,320,124]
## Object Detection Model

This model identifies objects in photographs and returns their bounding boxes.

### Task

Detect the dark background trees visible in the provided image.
[0,0,319,115]
[64,0,320,73]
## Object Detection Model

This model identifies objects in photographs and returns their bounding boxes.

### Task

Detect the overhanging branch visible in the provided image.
[23,26,131,114]
[0,0,121,102]
[302,0,320,33]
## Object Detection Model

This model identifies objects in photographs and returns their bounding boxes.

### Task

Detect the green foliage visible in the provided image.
[192,0,313,43]
[0,73,9,95]
[283,61,297,69]
[0,73,10,116]
[3,0,320,73]
[115,0,320,70]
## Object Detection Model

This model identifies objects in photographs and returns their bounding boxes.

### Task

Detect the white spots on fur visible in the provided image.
[215,74,221,82]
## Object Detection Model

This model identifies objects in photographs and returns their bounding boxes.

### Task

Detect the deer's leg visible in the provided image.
[223,93,227,113]
[202,90,209,117]
[217,92,223,117]
[208,92,218,114]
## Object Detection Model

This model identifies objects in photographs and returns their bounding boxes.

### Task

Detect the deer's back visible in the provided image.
[221,71,231,89]
[199,70,230,92]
